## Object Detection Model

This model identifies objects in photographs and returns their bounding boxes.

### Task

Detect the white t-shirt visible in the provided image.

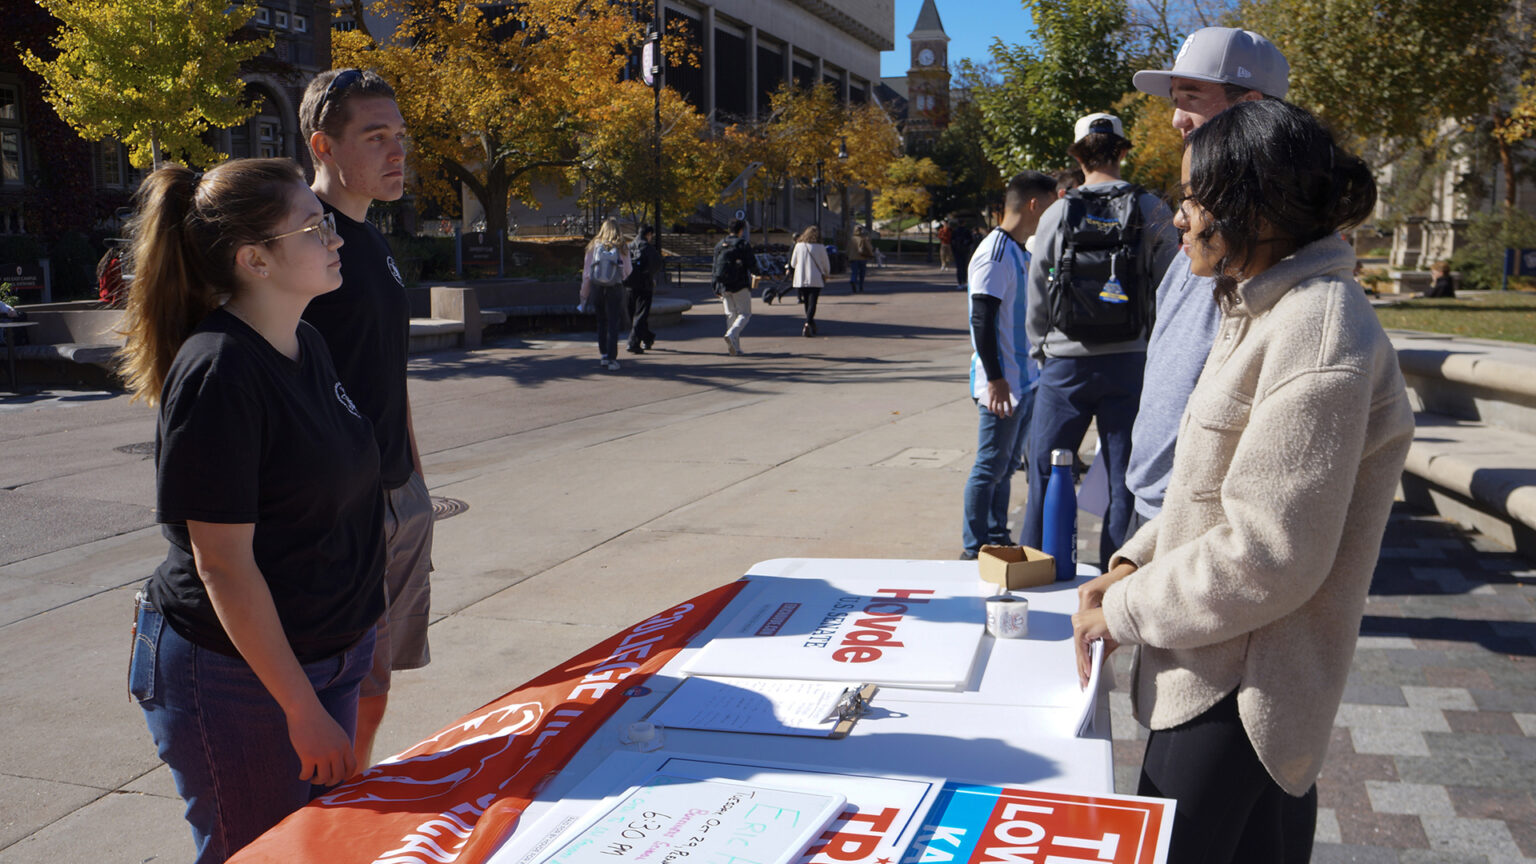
[968,228,1035,403]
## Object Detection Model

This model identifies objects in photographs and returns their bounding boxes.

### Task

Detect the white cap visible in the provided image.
[1073,113,1124,144]
[1133,27,1290,100]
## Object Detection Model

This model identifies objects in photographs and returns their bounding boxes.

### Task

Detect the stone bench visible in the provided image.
[1391,332,1536,557]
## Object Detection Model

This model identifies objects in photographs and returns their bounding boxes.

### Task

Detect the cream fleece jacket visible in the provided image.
[1102,235,1414,796]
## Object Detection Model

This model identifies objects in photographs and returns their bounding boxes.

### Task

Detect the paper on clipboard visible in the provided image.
[540,772,845,864]
[1074,640,1105,737]
[648,677,874,738]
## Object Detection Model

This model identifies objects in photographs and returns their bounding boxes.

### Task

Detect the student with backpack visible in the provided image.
[624,225,662,354]
[712,219,758,355]
[1021,113,1178,566]
[580,218,633,370]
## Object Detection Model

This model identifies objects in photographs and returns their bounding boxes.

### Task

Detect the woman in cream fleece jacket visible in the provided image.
[1071,100,1414,863]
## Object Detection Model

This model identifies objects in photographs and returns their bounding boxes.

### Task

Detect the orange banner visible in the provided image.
[231,583,745,864]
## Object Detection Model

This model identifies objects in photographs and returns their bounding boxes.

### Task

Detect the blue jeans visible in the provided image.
[593,283,625,361]
[849,260,868,292]
[131,591,375,864]
[962,389,1035,555]
[1021,352,1145,566]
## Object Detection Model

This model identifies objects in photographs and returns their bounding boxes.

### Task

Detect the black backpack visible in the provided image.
[1047,185,1152,343]
[713,237,751,291]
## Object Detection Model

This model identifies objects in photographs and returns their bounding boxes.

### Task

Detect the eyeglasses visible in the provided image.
[318,68,364,116]
[262,212,337,246]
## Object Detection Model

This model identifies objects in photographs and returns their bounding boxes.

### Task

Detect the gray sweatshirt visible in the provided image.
[1124,252,1223,518]
[1025,180,1179,359]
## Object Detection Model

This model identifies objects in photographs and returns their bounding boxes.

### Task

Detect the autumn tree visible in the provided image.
[1117,90,1184,199]
[718,83,901,236]
[332,0,645,246]
[21,0,270,170]
[966,0,1133,175]
[576,81,720,231]
[874,156,948,258]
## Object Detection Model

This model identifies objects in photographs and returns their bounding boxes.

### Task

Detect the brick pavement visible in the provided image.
[1108,504,1536,862]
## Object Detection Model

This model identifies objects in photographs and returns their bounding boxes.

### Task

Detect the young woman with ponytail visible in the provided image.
[122,158,386,863]
[1071,100,1414,864]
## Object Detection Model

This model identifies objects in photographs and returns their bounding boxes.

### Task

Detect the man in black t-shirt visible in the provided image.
[299,69,431,767]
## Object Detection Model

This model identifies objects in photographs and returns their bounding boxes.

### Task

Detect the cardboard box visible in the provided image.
[978,545,1056,590]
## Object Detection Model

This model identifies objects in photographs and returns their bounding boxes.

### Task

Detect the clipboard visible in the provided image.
[647,676,879,739]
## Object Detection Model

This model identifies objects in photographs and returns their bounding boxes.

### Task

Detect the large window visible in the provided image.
[755,44,782,117]
[714,27,749,119]
[666,12,704,109]
[0,82,21,186]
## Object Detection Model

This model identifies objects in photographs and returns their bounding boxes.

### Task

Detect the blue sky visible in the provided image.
[878,0,1035,79]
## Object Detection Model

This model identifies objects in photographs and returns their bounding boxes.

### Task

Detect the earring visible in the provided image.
[260,270,269,278]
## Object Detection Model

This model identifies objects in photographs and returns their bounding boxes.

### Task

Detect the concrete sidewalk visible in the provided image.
[1,264,1533,863]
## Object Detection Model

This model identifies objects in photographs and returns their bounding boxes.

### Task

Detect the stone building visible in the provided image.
[877,0,952,153]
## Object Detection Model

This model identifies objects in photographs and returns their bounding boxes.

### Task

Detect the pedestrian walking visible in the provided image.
[790,225,831,336]
[625,224,661,353]
[298,68,433,768]
[712,218,757,355]
[580,218,632,370]
[120,158,384,864]
[937,220,954,271]
[1072,99,1413,864]
[847,224,874,294]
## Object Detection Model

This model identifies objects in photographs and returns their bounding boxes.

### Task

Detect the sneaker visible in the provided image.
[958,550,979,561]
[607,359,621,370]
[723,336,738,356]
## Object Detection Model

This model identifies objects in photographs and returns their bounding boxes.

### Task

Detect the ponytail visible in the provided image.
[118,158,303,404]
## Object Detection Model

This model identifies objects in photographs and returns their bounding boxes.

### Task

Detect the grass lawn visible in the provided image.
[1374,290,1536,346]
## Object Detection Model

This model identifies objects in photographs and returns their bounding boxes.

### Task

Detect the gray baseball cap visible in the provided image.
[1133,27,1289,100]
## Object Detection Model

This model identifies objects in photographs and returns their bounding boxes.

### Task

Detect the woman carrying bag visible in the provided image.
[790,225,831,336]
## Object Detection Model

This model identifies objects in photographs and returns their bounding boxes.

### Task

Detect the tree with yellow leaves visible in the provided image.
[21,0,270,170]
[332,0,645,245]
[574,81,719,232]
[874,156,948,258]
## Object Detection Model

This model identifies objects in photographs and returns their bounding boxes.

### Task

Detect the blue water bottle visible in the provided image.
[1042,448,1077,582]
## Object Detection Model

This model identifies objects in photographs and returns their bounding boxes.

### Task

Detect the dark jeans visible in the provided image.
[1139,689,1317,864]
[626,286,654,350]
[848,260,868,293]
[803,286,822,323]
[593,282,625,361]
[132,592,374,863]
[962,390,1035,555]
[1021,352,1144,566]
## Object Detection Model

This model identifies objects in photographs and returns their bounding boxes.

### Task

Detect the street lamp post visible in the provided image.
[814,158,824,236]
[648,0,663,259]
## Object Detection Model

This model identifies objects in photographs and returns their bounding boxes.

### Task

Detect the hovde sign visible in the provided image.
[681,579,987,689]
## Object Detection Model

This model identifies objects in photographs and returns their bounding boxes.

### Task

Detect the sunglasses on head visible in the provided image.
[318,68,364,115]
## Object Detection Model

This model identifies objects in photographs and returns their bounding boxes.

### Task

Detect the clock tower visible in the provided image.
[905,0,951,151]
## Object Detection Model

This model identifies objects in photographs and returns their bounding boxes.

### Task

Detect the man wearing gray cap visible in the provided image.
[1121,28,1290,536]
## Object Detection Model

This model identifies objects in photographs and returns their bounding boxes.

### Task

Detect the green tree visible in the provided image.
[1450,207,1536,290]
[967,0,1133,175]
[21,0,271,170]
[930,65,1006,217]
[874,156,948,258]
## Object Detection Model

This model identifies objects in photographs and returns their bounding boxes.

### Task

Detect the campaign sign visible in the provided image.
[902,783,1173,864]
[681,577,987,690]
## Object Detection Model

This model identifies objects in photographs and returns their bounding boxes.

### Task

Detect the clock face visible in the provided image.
[918,48,935,66]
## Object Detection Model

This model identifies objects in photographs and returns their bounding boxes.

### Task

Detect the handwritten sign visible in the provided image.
[545,774,846,864]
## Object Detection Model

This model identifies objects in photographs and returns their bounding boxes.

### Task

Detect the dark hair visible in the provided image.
[1185,99,1377,303]
[120,159,305,403]
[300,68,398,144]
[639,224,654,238]
[1050,167,1084,192]
[728,218,747,235]
[1005,171,1057,211]
[1067,133,1129,173]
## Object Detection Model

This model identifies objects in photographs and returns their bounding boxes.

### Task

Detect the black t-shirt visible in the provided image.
[302,203,414,489]
[149,309,387,663]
